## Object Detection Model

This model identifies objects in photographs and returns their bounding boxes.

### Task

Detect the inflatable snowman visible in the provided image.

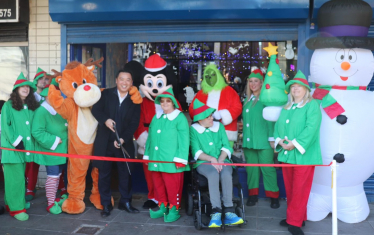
[306,0,374,223]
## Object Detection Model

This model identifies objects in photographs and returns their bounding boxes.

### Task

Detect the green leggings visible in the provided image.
[3,163,26,213]
[244,148,279,198]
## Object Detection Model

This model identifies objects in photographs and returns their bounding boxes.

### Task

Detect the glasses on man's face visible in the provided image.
[160,99,172,103]
[207,114,213,119]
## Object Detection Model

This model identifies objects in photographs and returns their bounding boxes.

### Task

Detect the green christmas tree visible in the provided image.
[259,43,288,107]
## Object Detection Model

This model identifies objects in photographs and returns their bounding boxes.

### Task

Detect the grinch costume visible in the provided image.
[144,88,190,223]
[1,73,36,221]
[32,84,68,214]
[190,98,243,227]
[274,71,322,228]
[188,65,242,144]
[25,67,49,201]
[243,68,279,208]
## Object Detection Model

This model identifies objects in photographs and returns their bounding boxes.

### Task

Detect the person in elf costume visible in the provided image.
[133,54,182,209]
[25,67,52,201]
[144,88,189,223]
[1,73,40,221]
[243,67,280,208]
[274,71,322,235]
[188,64,242,146]
[190,98,243,228]
[31,82,68,215]
[33,67,50,103]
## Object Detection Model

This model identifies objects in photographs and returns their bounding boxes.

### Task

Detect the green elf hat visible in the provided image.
[33,67,47,85]
[192,99,216,122]
[155,87,179,109]
[13,72,36,91]
[285,70,311,93]
[247,67,264,81]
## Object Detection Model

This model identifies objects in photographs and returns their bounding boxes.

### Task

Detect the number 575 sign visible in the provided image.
[0,0,19,23]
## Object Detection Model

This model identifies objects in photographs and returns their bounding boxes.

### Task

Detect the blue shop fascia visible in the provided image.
[48,0,374,199]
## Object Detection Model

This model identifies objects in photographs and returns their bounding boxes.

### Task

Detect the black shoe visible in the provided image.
[0,205,4,215]
[118,202,140,213]
[246,195,258,206]
[280,219,305,227]
[100,205,113,218]
[270,198,280,209]
[142,200,158,209]
[288,225,304,235]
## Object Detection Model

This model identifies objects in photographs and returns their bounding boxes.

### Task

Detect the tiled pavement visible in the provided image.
[0,190,374,235]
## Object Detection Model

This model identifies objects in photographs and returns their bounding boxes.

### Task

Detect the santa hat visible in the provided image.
[192,99,216,122]
[285,70,311,93]
[33,67,47,85]
[13,72,36,91]
[155,87,179,109]
[144,53,167,72]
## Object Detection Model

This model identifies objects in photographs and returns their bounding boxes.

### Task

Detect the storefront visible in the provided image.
[49,0,374,200]
[0,0,29,101]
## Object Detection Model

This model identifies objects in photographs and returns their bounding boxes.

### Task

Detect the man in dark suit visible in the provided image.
[92,69,141,217]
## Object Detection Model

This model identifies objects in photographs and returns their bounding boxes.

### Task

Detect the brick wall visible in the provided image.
[29,0,61,80]
[29,0,61,187]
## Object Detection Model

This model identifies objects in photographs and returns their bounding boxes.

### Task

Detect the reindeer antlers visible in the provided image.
[84,57,104,68]
[45,69,63,84]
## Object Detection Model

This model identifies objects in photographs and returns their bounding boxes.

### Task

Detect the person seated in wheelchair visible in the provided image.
[190,99,244,228]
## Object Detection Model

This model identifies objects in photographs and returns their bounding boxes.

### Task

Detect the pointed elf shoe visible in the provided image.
[14,212,29,221]
[56,194,68,207]
[47,201,62,215]
[150,202,168,219]
[164,206,181,223]
[259,43,288,107]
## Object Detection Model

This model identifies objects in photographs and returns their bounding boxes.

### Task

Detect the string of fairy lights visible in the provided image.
[133,41,297,83]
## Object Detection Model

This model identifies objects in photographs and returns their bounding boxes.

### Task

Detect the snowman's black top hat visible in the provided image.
[306,0,374,50]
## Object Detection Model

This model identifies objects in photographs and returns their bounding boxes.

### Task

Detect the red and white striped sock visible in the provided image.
[45,176,59,206]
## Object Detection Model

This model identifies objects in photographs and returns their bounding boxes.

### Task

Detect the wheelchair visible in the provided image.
[185,155,247,230]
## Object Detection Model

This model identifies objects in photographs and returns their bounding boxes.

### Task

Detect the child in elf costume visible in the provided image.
[190,99,244,228]
[1,73,40,221]
[144,88,190,223]
[32,82,68,214]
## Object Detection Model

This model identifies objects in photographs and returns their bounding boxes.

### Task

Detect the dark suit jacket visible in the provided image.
[92,87,140,159]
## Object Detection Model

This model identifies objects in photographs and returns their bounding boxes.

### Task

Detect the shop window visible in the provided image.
[70,44,106,87]
[133,41,298,110]
[0,46,28,101]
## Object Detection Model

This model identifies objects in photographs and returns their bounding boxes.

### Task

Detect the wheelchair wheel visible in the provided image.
[186,193,194,216]
[194,210,202,230]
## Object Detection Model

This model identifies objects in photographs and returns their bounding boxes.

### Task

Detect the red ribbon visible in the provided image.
[0,147,332,167]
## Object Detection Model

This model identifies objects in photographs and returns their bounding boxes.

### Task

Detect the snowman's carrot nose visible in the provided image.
[341,62,351,71]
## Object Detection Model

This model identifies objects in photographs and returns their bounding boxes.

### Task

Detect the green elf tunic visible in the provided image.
[242,95,279,197]
[144,109,190,172]
[1,101,35,163]
[274,100,322,165]
[1,100,35,217]
[32,101,67,166]
[190,121,233,168]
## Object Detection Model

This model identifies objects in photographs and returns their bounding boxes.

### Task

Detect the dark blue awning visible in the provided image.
[49,0,310,23]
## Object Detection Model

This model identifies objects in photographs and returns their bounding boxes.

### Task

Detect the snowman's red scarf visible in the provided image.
[312,83,367,119]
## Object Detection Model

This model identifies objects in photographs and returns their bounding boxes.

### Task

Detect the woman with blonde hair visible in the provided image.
[274,70,322,235]
[242,67,280,208]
